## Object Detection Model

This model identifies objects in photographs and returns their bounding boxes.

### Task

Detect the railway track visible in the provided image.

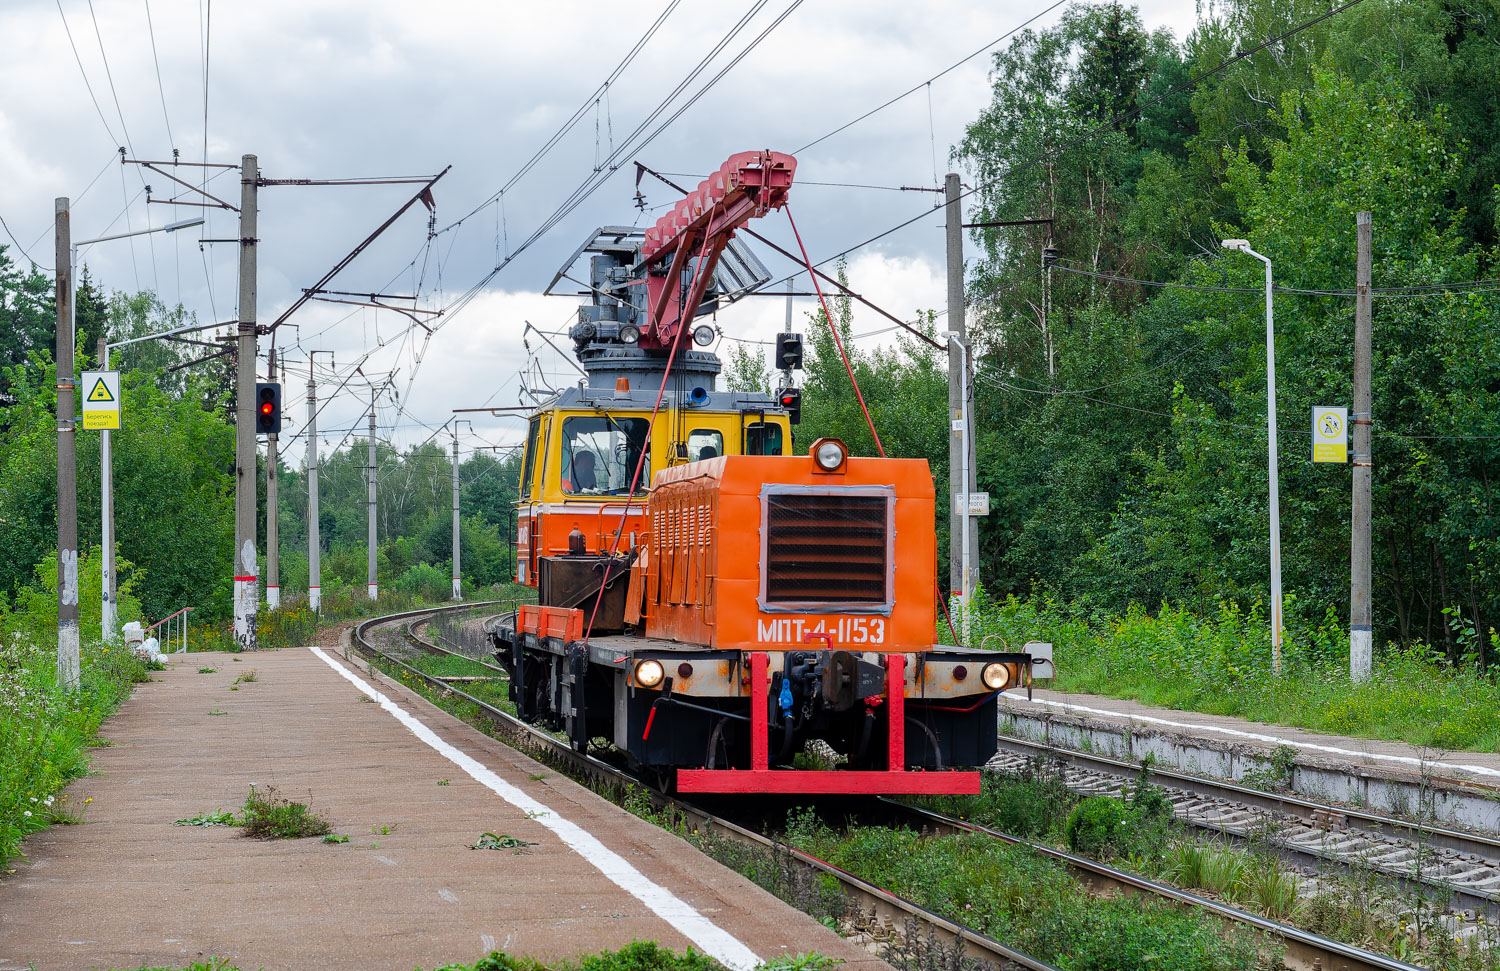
[989,734,1500,917]
[350,605,1426,971]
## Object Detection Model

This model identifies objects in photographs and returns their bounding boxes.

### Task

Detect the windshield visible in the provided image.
[561,415,651,495]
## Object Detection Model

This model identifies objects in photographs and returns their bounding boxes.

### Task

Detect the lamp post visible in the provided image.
[75,216,204,641]
[1221,238,1283,676]
[941,330,973,646]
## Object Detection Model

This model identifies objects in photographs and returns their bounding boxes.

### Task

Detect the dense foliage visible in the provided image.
[763,0,1500,659]
[0,247,521,634]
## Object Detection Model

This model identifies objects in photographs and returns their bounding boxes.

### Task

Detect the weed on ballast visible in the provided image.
[239,785,331,839]
[321,833,350,844]
[197,667,216,674]
[232,669,257,685]
[469,832,533,853]
[174,809,237,827]
[371,823,397,835]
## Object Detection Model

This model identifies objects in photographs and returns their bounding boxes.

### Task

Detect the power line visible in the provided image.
[761,0,1369,295]
[435,0,684,237]
[794,0,1068,156]
[981,372,1500,442]
[142,0,176,150]
[0,213,52,271]
[55,0,120,147]
[1052,260,1500,298]
[85,0,137,155]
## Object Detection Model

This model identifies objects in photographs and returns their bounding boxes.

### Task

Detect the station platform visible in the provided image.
[1000,689,1500,833]
[0,646,886,971]
[1003,688,1500,783]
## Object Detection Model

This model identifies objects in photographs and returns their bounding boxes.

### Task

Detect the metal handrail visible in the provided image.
[143,607,193,654]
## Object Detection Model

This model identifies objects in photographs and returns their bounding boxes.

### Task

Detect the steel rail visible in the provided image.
[886,801,1427,971]
[994,734,1500,855]
[356,606,1447,971]
[350,606,1054,971]
[990,735,1500,914]
[404,615,510,676]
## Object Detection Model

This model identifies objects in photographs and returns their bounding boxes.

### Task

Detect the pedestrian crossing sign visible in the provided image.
[81,370,120,430]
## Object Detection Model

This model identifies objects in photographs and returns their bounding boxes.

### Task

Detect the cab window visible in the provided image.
[686,429,724,463]
[561,415,651,495]
[745,422,783,456]
[520,415,541,499]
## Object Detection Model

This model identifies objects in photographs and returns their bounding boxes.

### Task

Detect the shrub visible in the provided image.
[1065,796,1132,857]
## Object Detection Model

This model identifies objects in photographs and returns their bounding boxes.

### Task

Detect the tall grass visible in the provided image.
[966,589,1500,752]
[0,633,151,869]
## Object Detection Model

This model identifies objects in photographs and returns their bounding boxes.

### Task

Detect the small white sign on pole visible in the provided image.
[953,492,991,516]
[1312,406,1347,463]
[81,370,121,430]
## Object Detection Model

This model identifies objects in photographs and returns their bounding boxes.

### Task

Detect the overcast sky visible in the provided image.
[1,0,1201,458]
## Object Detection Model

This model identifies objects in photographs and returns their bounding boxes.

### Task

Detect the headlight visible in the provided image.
[619,324,640,345]
[692,324,715,346]
[813,439,847,471]
[634,658,664,688]
[981,661,1011,690]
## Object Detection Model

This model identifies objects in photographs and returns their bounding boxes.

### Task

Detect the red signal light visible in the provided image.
[260,401,273,415]
[781,395,794,405]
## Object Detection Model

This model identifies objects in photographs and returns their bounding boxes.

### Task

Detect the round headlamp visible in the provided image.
[981,661,1012,691]
[813,439,847,471]
[634,658,664,688]
[692,324,716,347]
[619,324,640,345]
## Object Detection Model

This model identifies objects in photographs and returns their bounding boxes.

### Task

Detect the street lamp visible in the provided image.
[74,216,204,641]
[1221,238,1283,676]
[940,329,973,646]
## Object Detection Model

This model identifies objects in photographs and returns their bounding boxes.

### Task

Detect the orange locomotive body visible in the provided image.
[487,150,1050,795]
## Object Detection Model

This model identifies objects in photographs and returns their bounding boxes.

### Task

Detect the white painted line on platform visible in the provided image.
[1007,694,1500,780]
[310,646,761,970]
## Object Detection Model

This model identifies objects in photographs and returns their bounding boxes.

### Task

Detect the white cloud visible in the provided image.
[2,0,1201,457]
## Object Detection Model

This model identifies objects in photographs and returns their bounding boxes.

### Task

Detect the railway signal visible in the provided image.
[778,386,802,424]
[774,332,803,370]
[255,382,282,435]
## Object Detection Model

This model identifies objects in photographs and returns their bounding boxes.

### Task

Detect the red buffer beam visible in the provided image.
[638,150,797,348]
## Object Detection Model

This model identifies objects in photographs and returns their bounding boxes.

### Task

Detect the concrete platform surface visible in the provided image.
[1005,689,1500,784]
[0,647,886,971]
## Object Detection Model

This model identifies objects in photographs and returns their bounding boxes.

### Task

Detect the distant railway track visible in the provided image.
[349,605,1432,971]
[988,734,1500,917]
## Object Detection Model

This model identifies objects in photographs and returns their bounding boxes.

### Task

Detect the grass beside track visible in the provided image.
[969,591,1500,753]
[780,807,1274,971]
[921,765,1500,969]
[0,637,153,872]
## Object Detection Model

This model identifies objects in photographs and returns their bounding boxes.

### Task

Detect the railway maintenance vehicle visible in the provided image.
[488,150,1051,794]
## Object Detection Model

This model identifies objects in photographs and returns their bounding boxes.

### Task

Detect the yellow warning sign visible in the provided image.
[1312,406,1347,463]
[81,370,120,430]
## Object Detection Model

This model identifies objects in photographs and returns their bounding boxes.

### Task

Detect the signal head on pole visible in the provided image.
[255,382,282,435]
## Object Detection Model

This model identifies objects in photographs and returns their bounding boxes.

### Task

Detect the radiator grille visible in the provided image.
[764,493,888,603]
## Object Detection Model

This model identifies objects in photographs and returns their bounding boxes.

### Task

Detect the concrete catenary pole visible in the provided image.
[1351,212,1374,681]
[367,386,378,600]
[306,357,321,613]
[97,335,116,642]
[451,425,462,600]
[55,197,80,690]
[944,173,978,639]
[233,155,259,650]
[265,347,280,610]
